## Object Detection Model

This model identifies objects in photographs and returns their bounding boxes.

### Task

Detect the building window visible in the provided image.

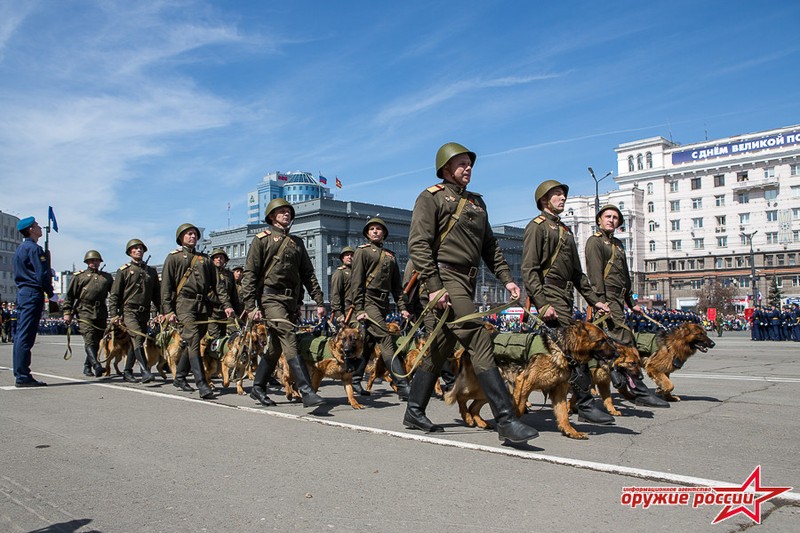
[715,258,723,269]
[690,280,703,290]
[737,192,750,204]
[637,154,643,170]
[716,215,726,226]
[618,201,625,211]
[765,255,774,267]
[715,194,725,207]
[671,219,681,231]
[692,198,702,209]
[765,188,778,201]
[649,221,657,232]
[646,151,653,168]
[649,240,656,252]
[740,234,748,245]
[714,174,725,187]
[793,186,800,198]
[737,171,748,182]
[647,201,654,213]
[793,276,800,287]
[647,183,653,194]
[671,240,682,251]
[669,181,679,193]
[764,167,775,179]
[766,232,778,244]
[628,155,635,172]
[670,200,680,212]
[694,238,704,249]
[691,177,702,190]
[778,254,785,266]
[794,230,800,242]
[791,164,800,176]
[793,208,800,220]
[692,217,703,228]
[788,253,796,266]
[766,210,778,222]
[739,212,750,224]
[717,236,728,248]
[648,262,657,272]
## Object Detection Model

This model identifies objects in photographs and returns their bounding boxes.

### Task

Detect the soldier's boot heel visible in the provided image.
[477,368,538,443]
[286,356,325,408]
[134,347,154,384]
[403,370,443,432]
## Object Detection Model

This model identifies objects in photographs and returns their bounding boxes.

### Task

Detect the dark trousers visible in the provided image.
[12,287,44,382]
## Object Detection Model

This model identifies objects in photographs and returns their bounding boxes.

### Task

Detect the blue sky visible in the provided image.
[1,0,798,271]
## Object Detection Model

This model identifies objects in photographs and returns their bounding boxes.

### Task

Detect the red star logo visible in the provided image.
[711,466,792,524]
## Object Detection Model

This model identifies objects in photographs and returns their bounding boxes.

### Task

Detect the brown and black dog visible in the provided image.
[445,321,616,440]
[577,342,643,417]
[280,325,366,408]
[642,323,715,401]
[219,323,268,395]
[98,323,132,377]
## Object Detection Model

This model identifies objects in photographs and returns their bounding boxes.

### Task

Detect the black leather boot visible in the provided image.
[86,345,104,377]
[477,367,539,443]
[350,355,370,396]
[134,347,154,384]
[189,355,213,399]
[403,369,444,432]
[122,348,140,383]
[625,369,669,408]
[286,356,325,408]
[440,359,456,393]
[82,346,94,376]
[250,357,277,406]
[572,363,615,425]
[386,353,410,401]
[173,347,194,392]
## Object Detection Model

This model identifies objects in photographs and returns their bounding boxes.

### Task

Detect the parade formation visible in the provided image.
[7,141,796,445]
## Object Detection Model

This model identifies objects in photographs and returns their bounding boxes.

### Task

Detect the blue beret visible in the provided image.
[17,216,35,232]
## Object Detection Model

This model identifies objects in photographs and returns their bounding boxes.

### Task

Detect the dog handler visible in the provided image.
[330,246,369,394]
[241,198,327,408]
[351,218,411,401]
[62,250,114,377]
[522,180,614,425]
[403,142,538,443]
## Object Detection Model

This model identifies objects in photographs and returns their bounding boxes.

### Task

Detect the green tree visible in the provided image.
[767,276,782,307]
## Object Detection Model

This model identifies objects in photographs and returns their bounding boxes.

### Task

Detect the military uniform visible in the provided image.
[329,262,353,320]
[109,252,161,381]
[62,264,114,376]
[241,210,326,408]
[161,231,231,398]
[208,266,242,339]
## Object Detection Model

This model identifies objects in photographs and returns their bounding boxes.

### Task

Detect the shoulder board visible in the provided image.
[561,225,571,233]
[256,230,270,239]
[594,231,602,237]
[358,243,371,248]
[384,250,394,257]
[533,215,545,224]
[119,264,129,271]
[169,249,180,255]
[74,269,84,275]
[468,191,483,197]
[426,184,445,194]
[337,265,346,270]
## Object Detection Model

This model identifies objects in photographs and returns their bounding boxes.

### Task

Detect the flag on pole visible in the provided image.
[277,174,288,181]
[48,206,59,233]
[319,175,327,184]
[335,177,342,188]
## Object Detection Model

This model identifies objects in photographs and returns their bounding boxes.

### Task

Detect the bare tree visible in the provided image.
[697,279,738,315]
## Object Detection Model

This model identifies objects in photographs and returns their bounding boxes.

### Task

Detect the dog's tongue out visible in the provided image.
[627,374,637,390]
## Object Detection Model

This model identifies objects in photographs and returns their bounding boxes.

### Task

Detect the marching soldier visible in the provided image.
[585,206,668,408]
[232,266,244,298]
[108,239,161,383]
[522,180,614,425]
[62,250,114,377]
[404,142,538,443]
[162,223,233,399]
[330,246,368,394]
[241,198,326,408]
[208,248,243,341]
[351,218,410,401]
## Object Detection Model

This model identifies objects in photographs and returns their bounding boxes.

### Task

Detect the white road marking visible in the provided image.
[2,367,798,504]
[677,373,800,383]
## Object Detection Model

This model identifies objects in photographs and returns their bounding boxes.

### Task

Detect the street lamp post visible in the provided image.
[740,230,758,307]
[588,167,613,225]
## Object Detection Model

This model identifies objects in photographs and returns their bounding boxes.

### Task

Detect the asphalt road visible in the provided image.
[1,331,798,532]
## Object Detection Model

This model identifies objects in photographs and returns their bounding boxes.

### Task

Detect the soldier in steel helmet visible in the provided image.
[108,239,162,383]
[208,248,243,342]
[232,266,244,299]
[241,198,327,408]
[585,205,668,409]
[404,142,539,444]
[351,218,411,400]
[161,223,233,399]
[63,250,114,377]
[330,246,368,393]
[523,180,614,425]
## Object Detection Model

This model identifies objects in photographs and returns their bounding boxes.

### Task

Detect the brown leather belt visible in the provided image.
[437,261,478,279]
[544,277,571,289]
[367,288,389,300]
[606,285,627,297]
[264,286,293,297]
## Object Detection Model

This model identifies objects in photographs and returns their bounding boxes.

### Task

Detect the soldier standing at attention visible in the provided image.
[241,199,327,408]
[62,250,114,377]
[330,246,368,394]
[108,239,161,383]
[351,218,411,400]
[162,224,233,399]
[522,180,614,425]
[584,205,668,409]
[12,217,53,387]
[207,248,243,341]
[403,142,538,443]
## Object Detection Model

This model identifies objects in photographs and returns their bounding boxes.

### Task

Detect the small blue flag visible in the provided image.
[48,206,59,233]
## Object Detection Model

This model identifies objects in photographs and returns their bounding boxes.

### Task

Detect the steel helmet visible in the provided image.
[125,239,147,255]
[339,246,355,260]
[534,180,570,210]
[83,250,103,263]
[264,198,296,223]
[435,142,476,179]
[596,205,624,227]
[175,223,201,245]
[210,248,229,261]
[363,217,388,239]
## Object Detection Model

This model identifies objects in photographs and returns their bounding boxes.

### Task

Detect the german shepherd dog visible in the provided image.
[445,321,616,440]
[280,325,366,408]
[579,342,643,416]
[642,323,716,401]
[140,320,172,381]
[219,323,268,395]
[365,322,430,394]
[98,323,132,377]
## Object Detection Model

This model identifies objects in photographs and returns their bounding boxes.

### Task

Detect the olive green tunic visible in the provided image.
[62,268,114,348]
[585,229,634,345]
[408,181,513,374]
[522,211,603,327]
[108,260,161,349]
[329,264,352,320]
[208,266,242,339]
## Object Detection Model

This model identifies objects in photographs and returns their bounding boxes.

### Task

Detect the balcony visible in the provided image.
[731,176,779,191]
